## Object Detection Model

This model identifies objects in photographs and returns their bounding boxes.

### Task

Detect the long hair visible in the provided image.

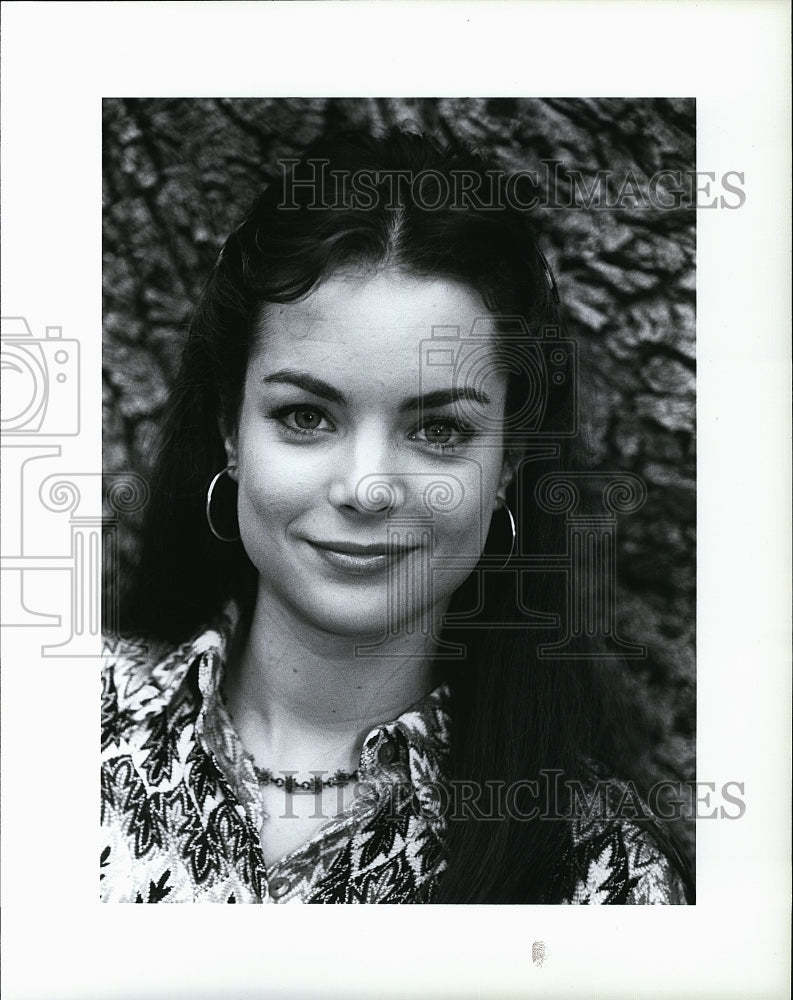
[120,127,690,902]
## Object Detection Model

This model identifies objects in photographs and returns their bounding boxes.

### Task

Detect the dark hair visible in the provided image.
[121,126,691,903]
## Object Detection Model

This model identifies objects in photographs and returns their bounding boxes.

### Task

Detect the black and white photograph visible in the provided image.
[1,3,789,999]
[101,97,698,906]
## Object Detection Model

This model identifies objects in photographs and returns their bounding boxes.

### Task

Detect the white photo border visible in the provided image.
[1,2,790,998]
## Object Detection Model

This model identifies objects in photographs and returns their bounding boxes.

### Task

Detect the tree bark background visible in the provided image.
[103,97,696,863]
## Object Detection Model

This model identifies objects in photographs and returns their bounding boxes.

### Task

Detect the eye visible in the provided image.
[273,405,335,436]
[423,421,454,444]
[292,408,323,430]
[411,419,473,450]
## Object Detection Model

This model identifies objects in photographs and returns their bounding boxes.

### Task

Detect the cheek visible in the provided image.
[434,458,501,552]
[236,440,322,532]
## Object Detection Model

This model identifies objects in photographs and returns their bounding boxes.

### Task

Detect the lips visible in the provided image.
[306,538,419,576]
[309,540,393,556]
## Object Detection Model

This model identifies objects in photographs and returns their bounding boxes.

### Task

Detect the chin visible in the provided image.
[269,582,437,641]
[299,602,429,641]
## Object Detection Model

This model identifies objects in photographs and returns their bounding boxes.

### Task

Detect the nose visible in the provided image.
[327,425,406,515]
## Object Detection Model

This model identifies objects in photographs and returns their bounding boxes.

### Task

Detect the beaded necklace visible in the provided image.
[251,765,359,795]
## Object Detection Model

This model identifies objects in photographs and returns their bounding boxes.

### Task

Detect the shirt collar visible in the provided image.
[133,604,453,814]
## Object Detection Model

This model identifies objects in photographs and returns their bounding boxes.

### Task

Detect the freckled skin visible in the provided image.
[225,268,512,640]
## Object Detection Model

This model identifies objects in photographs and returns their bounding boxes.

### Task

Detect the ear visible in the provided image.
[496,448,517,506]
[218,418,239,481]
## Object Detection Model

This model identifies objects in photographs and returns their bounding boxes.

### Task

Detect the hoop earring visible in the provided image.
[498,498,517,569]
[206,467,241,542]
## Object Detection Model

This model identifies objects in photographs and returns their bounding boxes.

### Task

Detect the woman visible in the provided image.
[101,127,692,904]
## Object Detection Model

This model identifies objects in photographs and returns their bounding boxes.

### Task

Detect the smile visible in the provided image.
[306,540,419,576]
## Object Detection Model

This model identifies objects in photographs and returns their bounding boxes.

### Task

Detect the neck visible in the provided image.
[223,588,443,773]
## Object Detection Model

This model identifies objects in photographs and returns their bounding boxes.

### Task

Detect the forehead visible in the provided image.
[249,270,500,384]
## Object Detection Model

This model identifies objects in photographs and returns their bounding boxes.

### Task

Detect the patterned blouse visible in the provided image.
[101,605,689,904]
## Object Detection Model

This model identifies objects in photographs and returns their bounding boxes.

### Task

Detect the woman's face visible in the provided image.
[226,268,512,638]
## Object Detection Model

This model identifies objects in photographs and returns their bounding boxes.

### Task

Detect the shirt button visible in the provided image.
[269,877,291,900]
[377,739,397,765]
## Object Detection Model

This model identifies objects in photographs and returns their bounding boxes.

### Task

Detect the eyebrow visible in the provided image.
[262,369,346,405]
[261,369,491,410]
[398,388,491,412]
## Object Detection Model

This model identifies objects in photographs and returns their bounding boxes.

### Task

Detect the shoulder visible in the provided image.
[101,633,196,721]
[101,607,237,737]
[551,769,691,905]
[562,816,688,905]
